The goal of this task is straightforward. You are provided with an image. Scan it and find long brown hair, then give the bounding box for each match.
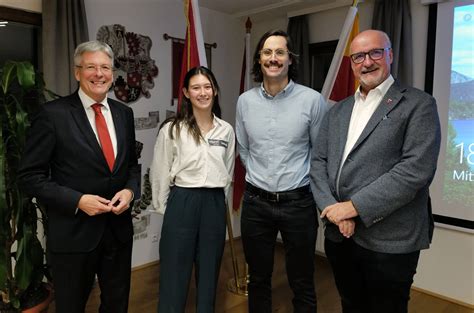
[161,66,221,144]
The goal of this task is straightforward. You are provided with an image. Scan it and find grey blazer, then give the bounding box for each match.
[311,81,441,254]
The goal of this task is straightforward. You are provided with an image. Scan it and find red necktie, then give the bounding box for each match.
[92,103,115,171]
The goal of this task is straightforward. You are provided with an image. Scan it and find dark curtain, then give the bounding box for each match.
[287,15,310,87]
[42,0,89,96]
[372,0,413,86]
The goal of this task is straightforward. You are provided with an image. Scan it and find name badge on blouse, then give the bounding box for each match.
[208,139,228,148]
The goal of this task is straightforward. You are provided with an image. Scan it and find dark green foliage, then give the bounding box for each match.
[0,61,52,310]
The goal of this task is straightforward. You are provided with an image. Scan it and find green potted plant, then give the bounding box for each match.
[0,61,53,312]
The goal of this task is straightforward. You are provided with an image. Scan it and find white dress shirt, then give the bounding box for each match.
[78,88,118,158]
[150,116,235,214]
[341,75,395,166]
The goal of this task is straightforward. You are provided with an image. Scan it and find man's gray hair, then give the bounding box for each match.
[74,40,114,66]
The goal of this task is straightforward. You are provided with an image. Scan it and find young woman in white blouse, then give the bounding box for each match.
[150,66,235,313]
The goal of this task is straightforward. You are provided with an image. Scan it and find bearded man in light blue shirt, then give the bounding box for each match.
[235,29,328,313]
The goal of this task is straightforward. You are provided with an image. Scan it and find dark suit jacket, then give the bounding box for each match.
[311,81,441,254]
[18,92,140,253]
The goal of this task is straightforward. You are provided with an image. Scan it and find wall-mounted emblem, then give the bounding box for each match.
[97,24,159,103]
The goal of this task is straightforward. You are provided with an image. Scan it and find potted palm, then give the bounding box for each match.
[0,61,53,312]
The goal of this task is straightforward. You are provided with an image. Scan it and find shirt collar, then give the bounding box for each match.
[212,114,223,128]
[78,88,110,111]
[260,79,295,99]
[355,75,394,102]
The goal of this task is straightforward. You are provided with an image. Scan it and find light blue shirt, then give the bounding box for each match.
[236,80,328,192]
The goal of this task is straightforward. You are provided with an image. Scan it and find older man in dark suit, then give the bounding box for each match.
[311,30,441,313]
[18,41,140,313]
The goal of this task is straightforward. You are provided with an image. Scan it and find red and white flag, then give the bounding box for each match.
[232,18,252,211]
[321,2,359,104]
[178,0,207,111]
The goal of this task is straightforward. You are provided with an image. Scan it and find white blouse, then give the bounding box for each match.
[150,116,235,214]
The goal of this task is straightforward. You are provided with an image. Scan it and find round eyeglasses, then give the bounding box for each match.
[260,48,289,59]
[350,48,391,64]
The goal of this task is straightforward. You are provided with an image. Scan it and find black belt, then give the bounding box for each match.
[246,183,310,202]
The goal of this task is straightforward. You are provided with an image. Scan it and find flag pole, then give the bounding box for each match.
[244,17,252,91]
[225,203,248,296]
[321,0,359,101]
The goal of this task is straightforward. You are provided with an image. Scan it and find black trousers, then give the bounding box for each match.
[158,186,226,313]
[50,226,132,313]
[325,238,420,313]
[241,184,318,313]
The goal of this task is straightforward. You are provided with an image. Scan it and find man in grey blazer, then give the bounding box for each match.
[311,30,441,313]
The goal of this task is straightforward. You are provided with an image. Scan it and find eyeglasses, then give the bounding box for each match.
[260,48,289,59]
[350,48,391,64]
[76,64,113,73]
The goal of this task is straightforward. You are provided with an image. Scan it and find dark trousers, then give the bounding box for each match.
[158,187,226,313]
[50,226,132,313]
[241,185,318,313]
[324,238,420,313]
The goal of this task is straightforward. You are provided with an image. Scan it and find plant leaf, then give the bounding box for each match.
[16,62,35,89]
[15,228,34,290]
[1,61,16,94]
[15,199,44,290]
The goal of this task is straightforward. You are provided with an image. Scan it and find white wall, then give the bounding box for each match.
[417,227,474,304]
[249,0,473,305]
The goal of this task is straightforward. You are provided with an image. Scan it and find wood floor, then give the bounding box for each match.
[48,239,473,313]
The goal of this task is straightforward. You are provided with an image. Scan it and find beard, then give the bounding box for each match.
[358,68,387,92]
